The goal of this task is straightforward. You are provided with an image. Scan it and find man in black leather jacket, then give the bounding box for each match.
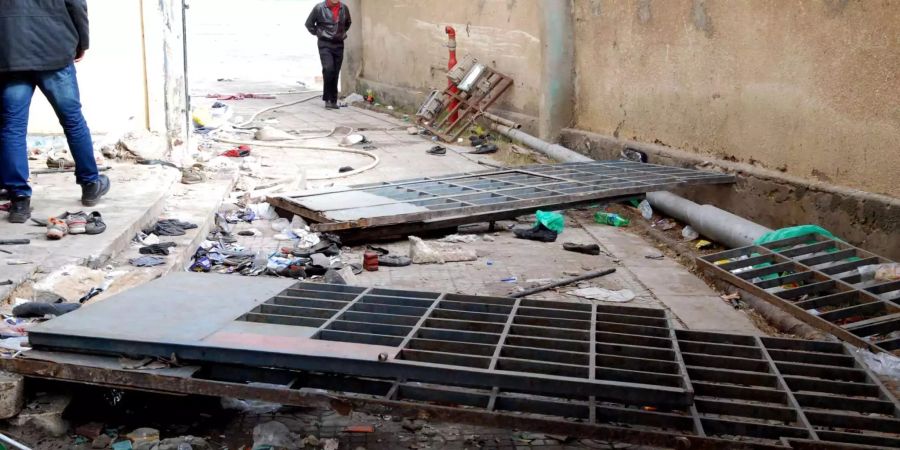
[305,0,352,110]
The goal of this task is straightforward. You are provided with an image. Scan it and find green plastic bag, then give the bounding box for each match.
[753,225,837,246]
[534,210,565,233]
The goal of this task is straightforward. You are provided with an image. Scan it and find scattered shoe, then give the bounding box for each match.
[563,242,601,255]
[470,143,498,155]
[145,219,198,236]
[378,255,412,267]
[221,145,251,157]
[181,166,207,184]
[81,174,111,207]
[46,153,75,169]
[426,145,446,156]
[8,197,31,223]
[513,224,558,243]
[339,166,354,173]
[64,211,88,235]
[46,217,69,240]
[85,212,106,235]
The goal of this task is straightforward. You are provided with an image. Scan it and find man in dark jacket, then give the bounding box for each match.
[0,0,110,223]
[305,0,351,110]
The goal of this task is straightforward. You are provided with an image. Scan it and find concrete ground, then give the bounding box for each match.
[217,99,761,335]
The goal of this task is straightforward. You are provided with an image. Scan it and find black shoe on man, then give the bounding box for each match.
[8,197,31,224]
[81,174,111,207]
[325,101,339,110]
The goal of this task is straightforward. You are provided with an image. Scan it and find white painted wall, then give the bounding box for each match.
[28,0,148,135]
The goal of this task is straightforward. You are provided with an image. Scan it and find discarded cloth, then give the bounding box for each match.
[144,219,198,237]
[139,242,177,255]
[129,256,166,267]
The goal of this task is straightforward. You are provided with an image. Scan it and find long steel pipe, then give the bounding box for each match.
[490,123,592,163]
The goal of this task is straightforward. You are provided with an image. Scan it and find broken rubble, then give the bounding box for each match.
[408,236,477,264]
[0,371,24,419]
[9,393,72,437]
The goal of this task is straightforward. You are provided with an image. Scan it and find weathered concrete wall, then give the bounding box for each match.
[561,128,900,260]
[357,0,545,128]
[573,0,900,197]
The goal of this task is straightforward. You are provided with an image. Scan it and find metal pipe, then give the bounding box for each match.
[646,191,772,248]
[445,26,459,124]
[483,112,520,129]
[490,123,592,163]
[510,268,616,298]
[0,433,32,450]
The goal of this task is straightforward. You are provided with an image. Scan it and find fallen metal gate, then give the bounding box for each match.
[268,160,734,241]
[20,274,900,448]
[699,232,900,355]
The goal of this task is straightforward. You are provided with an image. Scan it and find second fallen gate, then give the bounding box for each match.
[269,160,734,241]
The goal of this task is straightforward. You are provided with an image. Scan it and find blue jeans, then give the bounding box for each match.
[0,64,99,198]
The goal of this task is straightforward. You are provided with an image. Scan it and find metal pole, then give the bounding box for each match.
[0,433,32,450]
[510,268,616,298]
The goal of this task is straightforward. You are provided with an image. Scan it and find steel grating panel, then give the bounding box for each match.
[27,274,693,409]
[699,232,900,355]
[268,161,734,236]
[17,327,900,447]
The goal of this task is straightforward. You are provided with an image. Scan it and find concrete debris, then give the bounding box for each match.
[568,287,636,303]
[32,264,105,303]
[127,428,161,445]
[408,236,477,264]
[252,421,298,450]
[117,130,167,161]
[0,371,24,419]
[322,438,339,450]
[437,234,478,244]
[9,393,72,437]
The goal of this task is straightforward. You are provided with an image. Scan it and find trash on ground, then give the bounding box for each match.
[409,236,477,264]
[638,200,653,220]
[563,242,601,255]
[130,256,166,267]
[681,225,699,240]
[438,234,479,244]
[645,254,665,260]
[856,348,900,379]
[858,263,900,282]
[513,224,558,242]
[568,287,636,303]
[595,211,629,227]
[694,239,712,249]
[378,255,412,267]
[654,218,677,230]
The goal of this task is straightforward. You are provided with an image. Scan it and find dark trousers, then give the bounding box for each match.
[0,63,98,198]
[318,40,344,103]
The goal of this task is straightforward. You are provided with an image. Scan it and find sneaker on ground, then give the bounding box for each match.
[513,224,558,243]
[81,174,111,207]
[47,217,69,240]
[85,211,107,235]
[65,211,88,234]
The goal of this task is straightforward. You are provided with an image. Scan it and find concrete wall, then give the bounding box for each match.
[356,0,545,128]
[28,0,148,135]
[573,0,900,198]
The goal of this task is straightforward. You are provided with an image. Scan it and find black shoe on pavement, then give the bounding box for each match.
[513,224,558,243]
[81,174,110,207]
[426,145,447,156]
[325,101,339,110]
[470,143,498,155]
[8,197,31,224]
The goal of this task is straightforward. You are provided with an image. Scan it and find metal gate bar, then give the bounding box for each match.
[268,161,734,235]
[698,232,900,354]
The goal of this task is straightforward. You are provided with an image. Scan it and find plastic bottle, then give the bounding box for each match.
[594,212,630,227]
